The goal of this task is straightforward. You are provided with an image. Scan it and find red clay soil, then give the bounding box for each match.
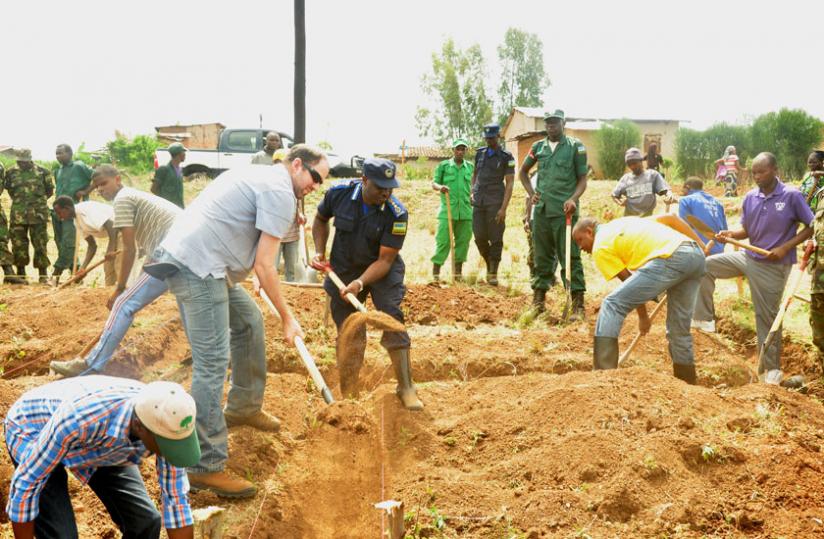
[1,283,823,537]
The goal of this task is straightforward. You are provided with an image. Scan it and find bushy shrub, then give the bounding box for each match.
[107,133,161,173]
[675,124,750,179]
[595,120,641,180]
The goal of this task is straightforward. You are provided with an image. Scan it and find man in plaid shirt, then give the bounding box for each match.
[5,376,200,538]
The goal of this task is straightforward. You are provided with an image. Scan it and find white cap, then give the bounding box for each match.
[134,381,196,440]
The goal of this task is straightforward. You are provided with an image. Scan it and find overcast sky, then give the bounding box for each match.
[2,0,820,160]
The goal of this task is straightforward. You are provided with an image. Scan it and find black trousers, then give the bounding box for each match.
[473,204,505,264]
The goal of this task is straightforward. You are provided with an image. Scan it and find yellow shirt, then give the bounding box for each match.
[592,217,689,280]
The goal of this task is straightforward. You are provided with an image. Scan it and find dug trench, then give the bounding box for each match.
[0,284,823,537]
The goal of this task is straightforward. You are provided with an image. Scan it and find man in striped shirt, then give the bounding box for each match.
[50,165,182,377]
[5,375,199,538]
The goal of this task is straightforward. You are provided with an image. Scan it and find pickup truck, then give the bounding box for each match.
[154,128,363,178]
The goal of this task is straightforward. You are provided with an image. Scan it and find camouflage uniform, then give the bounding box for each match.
[810,187,824,365]
[0,164,13,267]
[5,164,53,270]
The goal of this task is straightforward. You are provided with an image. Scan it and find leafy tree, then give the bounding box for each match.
[595,120,641,180]
[675,123,751,179]
[496,28,550,125]
[750,108,823,180]
[416,38,493,147]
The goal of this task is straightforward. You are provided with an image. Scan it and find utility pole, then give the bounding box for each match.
[294,0,306,143]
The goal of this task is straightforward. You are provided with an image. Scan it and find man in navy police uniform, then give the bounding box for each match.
[311,158,423,411]
[471,123,515,286]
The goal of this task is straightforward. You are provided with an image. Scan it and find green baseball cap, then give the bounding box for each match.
[452,138,469,149]
[168,143,187,156]
[134,381,200,468]
[543,109,565,122]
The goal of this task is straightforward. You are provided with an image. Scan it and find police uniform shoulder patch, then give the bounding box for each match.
[386,195,407,218]
[328,180,353,191]
[391,221,407,236]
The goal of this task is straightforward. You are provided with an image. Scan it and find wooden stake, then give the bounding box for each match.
[619,297,668,365]
[72,227,80,275]
[375,500,405,539]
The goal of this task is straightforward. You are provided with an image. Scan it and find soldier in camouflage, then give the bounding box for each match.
[810,184,824,369]
[5,149,53,283]
[0,162,24,283]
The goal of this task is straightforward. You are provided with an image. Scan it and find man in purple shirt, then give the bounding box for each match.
[693,152,813,384]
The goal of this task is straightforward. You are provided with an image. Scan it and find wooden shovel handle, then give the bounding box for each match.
[326,270,368,313]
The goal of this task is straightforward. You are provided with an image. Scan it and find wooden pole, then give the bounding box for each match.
[72,228,80,275]
[734,245,744,296]
[444,191,456,282]
[618,297,668,365]
[374,501,405,539]
[293,0,306,143]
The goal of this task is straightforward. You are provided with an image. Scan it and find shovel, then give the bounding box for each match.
[259,289,334,404]
[563,213,572,320]
[757,243,814,371]
[685,216,771,257]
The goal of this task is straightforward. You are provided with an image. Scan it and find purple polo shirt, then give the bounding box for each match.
[741,180,813,265]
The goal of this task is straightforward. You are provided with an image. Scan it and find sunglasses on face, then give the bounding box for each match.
[305,163,323,184]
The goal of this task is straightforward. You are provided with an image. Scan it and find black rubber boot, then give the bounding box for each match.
[16,266,27,284]
[487,260,499,286]
[570,291,585,321]
[3,265,24,284]
[38,268,48,284]
[532,288,546,313]
[593,336,619,370]
[673,363,697,385]
[389,349,423,411]
[432,263,441,283]
[454,263,463,282]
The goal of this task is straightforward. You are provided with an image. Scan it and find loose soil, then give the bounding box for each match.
[0,282,823,538]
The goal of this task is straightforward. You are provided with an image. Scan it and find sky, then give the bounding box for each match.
[2,0,821,161]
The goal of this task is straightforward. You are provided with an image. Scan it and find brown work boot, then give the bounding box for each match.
[188,471,257,498]
[389,348,424,411]
[224,410,281,433]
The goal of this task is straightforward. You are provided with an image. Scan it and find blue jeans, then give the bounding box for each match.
[20,462,161,539]
[595,243,706,365]
[84,272,169,372]
[166,263,267,473]
[275,240,303,282]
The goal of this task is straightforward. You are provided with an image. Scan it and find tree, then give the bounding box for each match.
[293,0,306,143]
[416,38,493,147]
[496,28,550,125]
[750,108,823,180]
[675,123,750,179]
[595,120,641,180]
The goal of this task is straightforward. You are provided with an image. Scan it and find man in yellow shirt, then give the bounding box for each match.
[573,215,706,383]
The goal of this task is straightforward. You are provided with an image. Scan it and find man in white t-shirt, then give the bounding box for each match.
[52,196,119,285]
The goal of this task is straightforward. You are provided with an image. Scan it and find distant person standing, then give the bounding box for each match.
[431,138,473,282]
[643,142,665,176]
[800,150,824,210]
[152,142,186,208]
[0,162,20,284]
[471,124,515,286]
[5,149,53,284]
[611,147,675,217]
[53,144,93,282]
[679,178,728,256]
[251,132,283,165]
[715,146,742,197]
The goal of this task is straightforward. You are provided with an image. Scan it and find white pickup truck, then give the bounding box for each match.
[154,128,363,178]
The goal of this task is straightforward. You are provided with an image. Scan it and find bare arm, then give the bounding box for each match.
[166,525,194,539]
[80,237,96,270]
[768,225,813,262]
[103,220,118,254]
[254,232,302,344]
[496,175,515,223]
[108,226,136,309]
[518,162,534,196]
[563,174,588,214]
[312,215,331,259]
[616,268,650,333]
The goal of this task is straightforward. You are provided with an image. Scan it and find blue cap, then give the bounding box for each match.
[362,158,400,189]
[483,124,500,138]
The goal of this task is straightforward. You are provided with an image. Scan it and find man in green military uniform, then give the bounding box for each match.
[53,144,93,282]
[152,143,186,208]
[6,149,53,283]
[518,109,588,318]
[0,162,23,284]
[809,184,824,370]
[430,138,474,282]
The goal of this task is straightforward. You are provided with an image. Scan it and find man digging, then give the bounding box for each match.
[50,165,182,378]
[5,376,199,539]
[311,158,423,411]
[573,214,707,384]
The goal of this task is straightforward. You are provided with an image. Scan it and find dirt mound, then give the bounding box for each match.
[404,284,525,326]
